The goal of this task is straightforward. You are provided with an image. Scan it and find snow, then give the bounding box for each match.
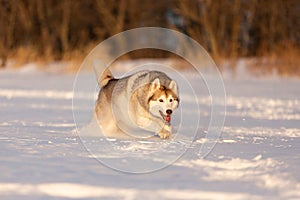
[0,62,300,199]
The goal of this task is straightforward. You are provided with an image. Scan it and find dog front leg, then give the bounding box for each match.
[135,114,172,139]
[158,123,172,139]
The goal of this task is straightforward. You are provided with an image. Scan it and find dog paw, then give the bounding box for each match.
[158,126,171,139]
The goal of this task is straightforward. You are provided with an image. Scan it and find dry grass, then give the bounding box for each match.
[7,43,96,73]
[6,44,300,77]
[9,46,41,68]
[245,46,300,77]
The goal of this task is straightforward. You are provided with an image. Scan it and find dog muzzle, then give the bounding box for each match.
[159,110,171,123]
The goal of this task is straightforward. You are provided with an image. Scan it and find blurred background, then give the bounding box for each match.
[0,0,299,75]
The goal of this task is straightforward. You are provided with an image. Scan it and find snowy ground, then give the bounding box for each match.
[0,63,300,199]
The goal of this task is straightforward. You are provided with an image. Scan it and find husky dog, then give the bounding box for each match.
[95,69,179,139]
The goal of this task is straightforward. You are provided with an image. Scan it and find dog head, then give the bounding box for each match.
[148,78,179,123]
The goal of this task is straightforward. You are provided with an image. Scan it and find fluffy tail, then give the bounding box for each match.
[93,59,114,88]
[99,68,114,88]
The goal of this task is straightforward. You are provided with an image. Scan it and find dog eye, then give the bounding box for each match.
[159,99,164,102]
[169,99,173,102]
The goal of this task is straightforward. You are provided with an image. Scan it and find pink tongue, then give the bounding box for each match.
[166,116,171,123]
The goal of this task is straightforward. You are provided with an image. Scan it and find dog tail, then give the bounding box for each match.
[99,68,114,88]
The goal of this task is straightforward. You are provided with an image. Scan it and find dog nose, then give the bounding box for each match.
[166,109,172,115]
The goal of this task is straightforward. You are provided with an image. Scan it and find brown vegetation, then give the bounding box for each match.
[0,0,299,75]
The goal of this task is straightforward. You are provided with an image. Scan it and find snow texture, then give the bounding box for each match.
[0,63,299,200]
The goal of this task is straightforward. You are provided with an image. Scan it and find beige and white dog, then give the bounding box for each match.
[95,69,179,139]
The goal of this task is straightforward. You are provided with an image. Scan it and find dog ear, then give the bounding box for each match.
[150,78,160,92]
[169,80,178,95]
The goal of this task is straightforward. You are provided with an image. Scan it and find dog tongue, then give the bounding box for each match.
[166,115,171,123]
